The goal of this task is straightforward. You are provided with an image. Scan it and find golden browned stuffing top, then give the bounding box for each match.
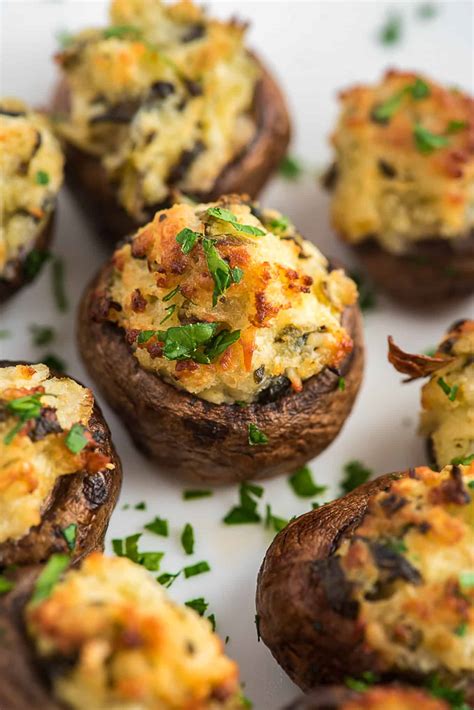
[0,98,63,277]
[342,685,448,710]
[93,196,357,404]
[0,363,114,545]
[329,70,474,253]
[55,0,259,221]
[337,464,474,683]
[27,552,240,710]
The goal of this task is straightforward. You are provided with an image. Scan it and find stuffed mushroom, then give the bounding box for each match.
[0,552,241,709]
[0,99,64,302]
[78,195,364,483]
[285,685,451,710]
[325,70,474,304]
[51,0,290,243]
[0,361,122,567]
[388,319,474,468]
[256,463,474,703]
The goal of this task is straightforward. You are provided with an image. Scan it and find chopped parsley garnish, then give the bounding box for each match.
[248,423,268,445]
[378,13,402,46]
[0,576,14,595]
[183,561,210,579]
[289,466,327,498]
[279,155,303,180]
[52,257,69,312]
[112,533,164,571]
[264,504,288,533]
[223,482,263,525]
[160,304,176,325]
[185,597,208,615]
[208,613,216,632]
[451,454,474,466]
[144,516,169,537]
[0,330,10,339]
[183,489,213,500]
[135,501,146,510]
[138,322,240,364]
[423,346,437,357]
[35,170,50,186]
[176,228,201,254]
[269,215,290,232]
[340,460,373,494]
[24,249,50,279]
[61,523,77,551]
[468,481,474,490]
[345,671,378,692]
[30,553,69,604]
[416,3,437,20]
[157,571,181,588]
[202,237,243,305]
[30,324,55,346]
[425,674,468,709]
[206,207,265,236]
[239,691,253,709]
[56,29,74,48]
[459,571,474,590]
[437,377,459,401]
[338,376,346,391]
[446,119,468,134]
[103,24,142,40]
[371,78,430,123]
[414,123,450,154]
[42,354,66,373]
[181,523,195,555]
[350,271,377,312]
[454,621,467,637]
[65,423,88,454]
[4,393,44,445]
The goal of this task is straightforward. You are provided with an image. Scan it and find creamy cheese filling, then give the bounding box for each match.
[0,99,63,277]
[0,364,96,544]
[99,196,357,404]
[55,0,259,221]
[420,321,474,468]
[27,552,240,710]
[338,464,474,682]
[330,70,474,254]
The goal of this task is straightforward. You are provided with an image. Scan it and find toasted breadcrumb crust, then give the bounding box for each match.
[337,464,474,686]
[330,70,474,253]
[54,0,258,221]
[421,320,474,468]
[94,195,357,404]
[0,364,112,544]
[0,99,63,277]
[27,552,240,710]
[343,686,448,710]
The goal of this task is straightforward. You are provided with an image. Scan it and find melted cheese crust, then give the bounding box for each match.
[420,321,474,468]
[338,464,474,682]
[0,364,98,544]
[55,0,258,221]
[330,70,474,253]
[101,196,357,404]
[0,99,64,277]
[343,686,448,710]
[27,552,239,710]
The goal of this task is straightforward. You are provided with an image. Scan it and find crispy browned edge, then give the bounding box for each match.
[284,685,449,710]
[51,54,291,244]
[0,214,54,304]
[255,471,474,704]
[77,262,364,484]
[0,360,123,567]
[352,234,474,305]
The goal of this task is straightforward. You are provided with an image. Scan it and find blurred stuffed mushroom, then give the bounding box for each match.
[78,195,364,483]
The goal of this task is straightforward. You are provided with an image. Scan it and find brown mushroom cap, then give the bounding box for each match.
[77,263,364,484]
[51,54,291,245]
[0,361,122,567]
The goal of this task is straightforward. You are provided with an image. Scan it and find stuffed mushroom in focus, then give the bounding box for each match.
[52,0,290,242]
[0,361,122,567]
[78,195,364,483]
[1,552,241,710]
[326,70,474,304]
[0,99,63,301]
[285,685,450,710]
[388,319,474,468]
[256,463,474,702]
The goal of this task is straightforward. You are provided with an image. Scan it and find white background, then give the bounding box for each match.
[1,1,473,707]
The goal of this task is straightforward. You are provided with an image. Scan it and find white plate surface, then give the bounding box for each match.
[2,1,474,707]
